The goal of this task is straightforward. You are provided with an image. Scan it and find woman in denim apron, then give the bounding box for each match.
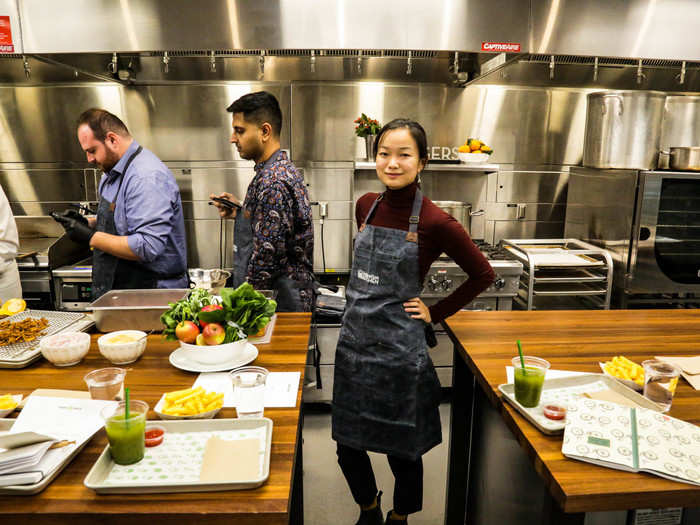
[332,119,495,524]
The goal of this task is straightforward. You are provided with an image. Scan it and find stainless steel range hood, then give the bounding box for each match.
[16,0,527,54]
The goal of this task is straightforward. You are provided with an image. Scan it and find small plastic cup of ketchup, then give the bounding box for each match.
[145,425,165,447]
[543,405,567,421]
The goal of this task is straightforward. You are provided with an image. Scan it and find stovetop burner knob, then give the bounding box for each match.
[427,275,441,291]
[494,277,506,289]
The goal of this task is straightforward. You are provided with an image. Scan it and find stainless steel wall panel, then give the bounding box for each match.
[19,0,528,53]
[313,219,352,273]
[488,203,566,222]
[531,0,700,61]
[291,83,588,165]
[1,168,86,202]
[496,171,569,203]
[310,202,352,221]
[184,218,234,270]
[123,84,290,161]
[493,220,565,243]
[168,166,257,212]
[0,85,121,163]
[304,167,353,202]
[564,168,639,291]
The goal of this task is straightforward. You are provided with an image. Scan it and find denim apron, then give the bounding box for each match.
[233,206,309,312]
[92,146,183,300]
[331,189,442,460]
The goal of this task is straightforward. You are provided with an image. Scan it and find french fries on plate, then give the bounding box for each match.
[157,386,224,418]
[602,355,645,387]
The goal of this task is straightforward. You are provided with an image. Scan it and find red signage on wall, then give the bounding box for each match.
[0,16,14,53]
[481,42,521,53]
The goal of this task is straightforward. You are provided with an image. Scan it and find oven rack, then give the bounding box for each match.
[500,238,613,310]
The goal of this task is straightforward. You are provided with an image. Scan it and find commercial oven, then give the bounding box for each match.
[566,167,700,305]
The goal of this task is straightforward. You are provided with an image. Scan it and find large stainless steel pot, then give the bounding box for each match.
[433,201,484,233]
[660,95,700,151]
[659,147,700,171]
[583,90,666,170]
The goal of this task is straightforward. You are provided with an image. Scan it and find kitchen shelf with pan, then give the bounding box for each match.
[354,161,499,172]
[501,238,614,310]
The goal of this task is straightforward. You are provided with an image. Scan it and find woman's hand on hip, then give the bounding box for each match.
[403,297,431,323]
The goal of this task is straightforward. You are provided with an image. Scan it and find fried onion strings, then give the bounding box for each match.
[0,317,49,346]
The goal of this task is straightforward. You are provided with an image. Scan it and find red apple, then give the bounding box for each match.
[198,304,224,329]
[175,320,199,344]
[202,322,225,345]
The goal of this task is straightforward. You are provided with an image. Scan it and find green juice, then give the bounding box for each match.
[514,366,546,408]
[105,413,146,465]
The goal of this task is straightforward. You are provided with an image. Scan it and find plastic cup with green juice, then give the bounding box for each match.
[101,399,148,465]
[511,356,551,408]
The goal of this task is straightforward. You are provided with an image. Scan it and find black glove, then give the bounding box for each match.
[51,211,96,244]
[62,209,89,225]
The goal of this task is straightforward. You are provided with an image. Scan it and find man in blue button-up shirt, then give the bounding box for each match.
[53,108,188,298]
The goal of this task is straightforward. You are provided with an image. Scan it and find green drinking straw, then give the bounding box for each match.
[516,340,526,375]
[124,387,130,429]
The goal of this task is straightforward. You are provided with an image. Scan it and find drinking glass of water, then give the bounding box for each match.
[229,366,269,418]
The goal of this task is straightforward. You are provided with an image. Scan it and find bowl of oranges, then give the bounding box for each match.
[458,138,493,163]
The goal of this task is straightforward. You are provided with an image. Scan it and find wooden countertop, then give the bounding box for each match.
[444,309,700,514]
[0,312,311,525]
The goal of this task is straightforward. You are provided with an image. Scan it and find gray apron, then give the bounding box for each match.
[233,206,309,312]
[331,189,442,460]
[92,146,183,300]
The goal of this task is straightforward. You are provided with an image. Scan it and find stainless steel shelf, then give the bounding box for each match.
[354,161,499,172]
[503,238,614,310]
[522,268,608,283]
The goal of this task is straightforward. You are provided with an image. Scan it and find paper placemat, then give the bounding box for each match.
[103,427,267,485]
[193,371,301,408]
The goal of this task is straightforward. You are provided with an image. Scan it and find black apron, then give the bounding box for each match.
[331,189,442,460]
[232,207,309,312]
[92,146,181,300]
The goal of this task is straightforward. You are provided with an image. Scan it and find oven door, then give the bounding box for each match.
[630,171,700,293]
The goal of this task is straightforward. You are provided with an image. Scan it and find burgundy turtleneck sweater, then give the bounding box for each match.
[356,182,496,323]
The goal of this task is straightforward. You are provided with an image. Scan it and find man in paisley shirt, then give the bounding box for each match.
[210,91,315,311]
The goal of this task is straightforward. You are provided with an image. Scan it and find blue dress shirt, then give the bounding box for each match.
[98,140,188,289]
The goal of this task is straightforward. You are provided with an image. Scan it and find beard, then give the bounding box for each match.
[95,149,121,173]
[236,142,263,162]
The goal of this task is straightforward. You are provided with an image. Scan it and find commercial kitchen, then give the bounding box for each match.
[1,1,700,524]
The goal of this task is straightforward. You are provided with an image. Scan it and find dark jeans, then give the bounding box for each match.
[336,442,423,515]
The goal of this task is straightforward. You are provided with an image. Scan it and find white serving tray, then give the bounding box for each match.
[84,418,272,493]
[0,418,90,495]
[498,374,661,435]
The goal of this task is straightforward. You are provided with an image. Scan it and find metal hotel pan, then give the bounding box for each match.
[89,289,190,332]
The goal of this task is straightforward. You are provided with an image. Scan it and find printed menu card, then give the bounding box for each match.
[562,397,700,486]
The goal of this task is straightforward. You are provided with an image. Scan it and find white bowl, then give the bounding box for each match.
[97,330,147,364]
[153,393,222,420]
[0,394,22,417]
[458,152,490,163]
[40,331,91,366]
[179,338,248,365]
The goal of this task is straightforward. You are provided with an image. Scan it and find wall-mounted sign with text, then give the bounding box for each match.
[429,146,460,160]
[481,42,521,53]
[0,16,14,53]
